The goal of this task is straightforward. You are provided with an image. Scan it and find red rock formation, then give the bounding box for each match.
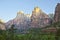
[6,11,31,29]
[0,22,6,30]
[31,7,50,28]
[54,3,60,22]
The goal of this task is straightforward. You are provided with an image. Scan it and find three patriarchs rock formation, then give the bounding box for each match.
[6,7,51,30]
[31,7,50,28]
[0,3,60,30]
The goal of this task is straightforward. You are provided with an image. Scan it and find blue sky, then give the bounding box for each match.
[0,0,60,22]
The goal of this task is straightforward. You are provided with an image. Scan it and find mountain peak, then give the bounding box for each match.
[34,7,41,13]
[17,11,24,15]
[57,3,60,6]
[16,11,24,17]
[54,3,60,22]
[0,19,5,23]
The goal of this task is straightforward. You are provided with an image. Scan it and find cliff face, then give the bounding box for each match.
[54,3,60,22]
[6,11,31,30]
[31,7,51,28]
[5,7,52,31]
[0,19,6,30]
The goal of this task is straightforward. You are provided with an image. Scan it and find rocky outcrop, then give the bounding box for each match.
[0,19,6,30]
[31,7,51,28]
[54,3,60,22]
[6,11,31,31]
[6,7,52,32]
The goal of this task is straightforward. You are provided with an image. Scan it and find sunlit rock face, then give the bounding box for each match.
[0,19,5,23]
[31,7,51,28]
[5,7,52,32]
[34,7,40,13]
[0,19,6,30]
[54,3,60,22]
[6,11,31,31]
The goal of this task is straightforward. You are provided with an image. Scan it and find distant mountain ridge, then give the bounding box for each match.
[5,7,51,30]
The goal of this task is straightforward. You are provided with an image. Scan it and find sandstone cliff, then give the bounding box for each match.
[31,7,51,28]
[0,19,6,30]
[6,11,31,31]
[54,3,60,22]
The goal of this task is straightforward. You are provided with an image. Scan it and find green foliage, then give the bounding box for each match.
[0,28,56,40]
[45,22,60,40]
[1,22,60,40]
[55,28,60,40]
[48,13,54,20]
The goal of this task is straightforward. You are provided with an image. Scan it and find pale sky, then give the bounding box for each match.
[0,0,60,22]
